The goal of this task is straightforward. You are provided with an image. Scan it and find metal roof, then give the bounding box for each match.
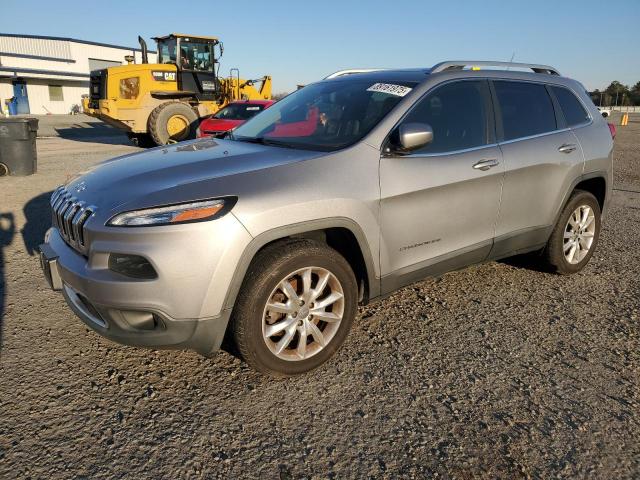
[0,32,157,53]
[153,33,220,42]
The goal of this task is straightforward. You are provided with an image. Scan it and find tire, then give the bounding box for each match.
[542,190,601,274]
[148,102,198,145]
[229,239,358,377]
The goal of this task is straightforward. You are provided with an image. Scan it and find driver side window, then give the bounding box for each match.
[401,80,491,154]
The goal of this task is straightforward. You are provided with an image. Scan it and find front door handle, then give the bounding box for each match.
[558,143,577,154]
[473,158,499,171]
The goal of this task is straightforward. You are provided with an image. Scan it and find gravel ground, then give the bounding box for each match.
[0,115,638,479]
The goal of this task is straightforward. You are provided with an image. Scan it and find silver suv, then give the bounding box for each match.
[40,61,614,376]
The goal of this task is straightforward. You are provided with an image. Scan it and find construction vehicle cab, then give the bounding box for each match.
[83,33,271,146]
[153,34,221,101]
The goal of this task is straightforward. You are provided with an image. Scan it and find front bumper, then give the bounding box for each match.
[39,213,252,356]
[60,281,230,356]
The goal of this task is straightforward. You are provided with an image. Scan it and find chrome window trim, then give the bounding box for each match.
[399,143,499,159]
[497,127,573,146]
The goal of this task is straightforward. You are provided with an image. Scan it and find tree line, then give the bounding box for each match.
[590,81,640,107]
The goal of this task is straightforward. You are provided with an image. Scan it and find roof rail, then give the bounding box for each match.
[431,61,560,76]
[324,68,385,79]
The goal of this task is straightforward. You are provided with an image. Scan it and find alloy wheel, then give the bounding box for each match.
[262,266,345,361]
[563,205,596,264]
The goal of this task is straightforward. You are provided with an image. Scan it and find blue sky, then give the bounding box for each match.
[4,0,639,92]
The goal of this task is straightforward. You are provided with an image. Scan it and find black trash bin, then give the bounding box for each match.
[0,117,39,176]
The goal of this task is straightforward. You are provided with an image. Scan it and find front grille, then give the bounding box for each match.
[50,186,96,254]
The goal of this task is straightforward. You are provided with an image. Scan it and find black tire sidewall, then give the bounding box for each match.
[234,242,358,376]
[549,191,601,274]
[149,102,198,145]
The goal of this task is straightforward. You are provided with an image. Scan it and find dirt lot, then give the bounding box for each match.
[1,114,639,479]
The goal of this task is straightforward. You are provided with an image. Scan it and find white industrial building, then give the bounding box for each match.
[0,33,156,115]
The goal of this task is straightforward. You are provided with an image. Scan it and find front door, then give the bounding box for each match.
[12,80,30,114]
[380,79,504,293]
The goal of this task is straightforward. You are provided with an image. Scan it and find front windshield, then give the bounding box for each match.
[157,39,177,64]
[179,39,214,72]
[231,79,416,151]
[214,103,265,120]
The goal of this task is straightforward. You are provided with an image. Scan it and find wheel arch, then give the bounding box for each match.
[551,171,609,231]
[574,176,607,212]
[223,218,380,312]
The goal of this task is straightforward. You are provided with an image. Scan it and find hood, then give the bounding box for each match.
[199,118,244,132]
[65,137,321,213]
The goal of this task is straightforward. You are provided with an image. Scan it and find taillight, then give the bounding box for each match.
[608,123,616,140]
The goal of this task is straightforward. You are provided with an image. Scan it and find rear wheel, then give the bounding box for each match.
[148,102,198,145]
[229,240,358,376]
[542,190,601,274]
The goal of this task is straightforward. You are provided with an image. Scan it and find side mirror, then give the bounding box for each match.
[392,123,433,153]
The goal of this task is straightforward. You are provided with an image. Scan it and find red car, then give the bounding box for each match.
[197,100,275,138]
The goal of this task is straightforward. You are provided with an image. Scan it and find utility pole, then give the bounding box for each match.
[599,92,603,106]
[615,89,619,107]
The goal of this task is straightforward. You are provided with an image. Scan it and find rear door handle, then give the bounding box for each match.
[558,143,577,154]
[473,158,499,171]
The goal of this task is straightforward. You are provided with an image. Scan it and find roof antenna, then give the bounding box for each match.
[506,52,516,70]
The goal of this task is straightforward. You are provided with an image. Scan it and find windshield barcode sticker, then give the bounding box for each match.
[367,83,412,97]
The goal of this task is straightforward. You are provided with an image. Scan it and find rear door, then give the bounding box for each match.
[380,80,504,292]
[490,80,584,257]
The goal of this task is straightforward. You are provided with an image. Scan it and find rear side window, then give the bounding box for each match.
[494,81,556,141]
[400,80,490,154]
[551,86,590,127]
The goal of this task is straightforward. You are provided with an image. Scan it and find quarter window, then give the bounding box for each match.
[399,80,490,154]
[494,81,556,141]
[551,86,589,127]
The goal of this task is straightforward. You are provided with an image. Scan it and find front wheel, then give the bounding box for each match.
[542,190,601,274]
[229,239,358,376]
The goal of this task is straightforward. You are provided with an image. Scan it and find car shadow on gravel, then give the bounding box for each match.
[498,252,553,273]
[0,211,16,350]
[21,191,53,257]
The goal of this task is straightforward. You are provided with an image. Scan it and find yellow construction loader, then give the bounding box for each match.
[83,33,271,146]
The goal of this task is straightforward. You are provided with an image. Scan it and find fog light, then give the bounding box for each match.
[109,253,157,279]
[120,310,157,330]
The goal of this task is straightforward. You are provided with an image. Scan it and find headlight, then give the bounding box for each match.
[107,198,234,227]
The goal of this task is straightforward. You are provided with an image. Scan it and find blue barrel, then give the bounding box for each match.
[7,98,18,116]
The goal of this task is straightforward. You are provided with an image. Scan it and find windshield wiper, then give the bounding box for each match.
[234,136,265,144]
[233,136,295,149]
